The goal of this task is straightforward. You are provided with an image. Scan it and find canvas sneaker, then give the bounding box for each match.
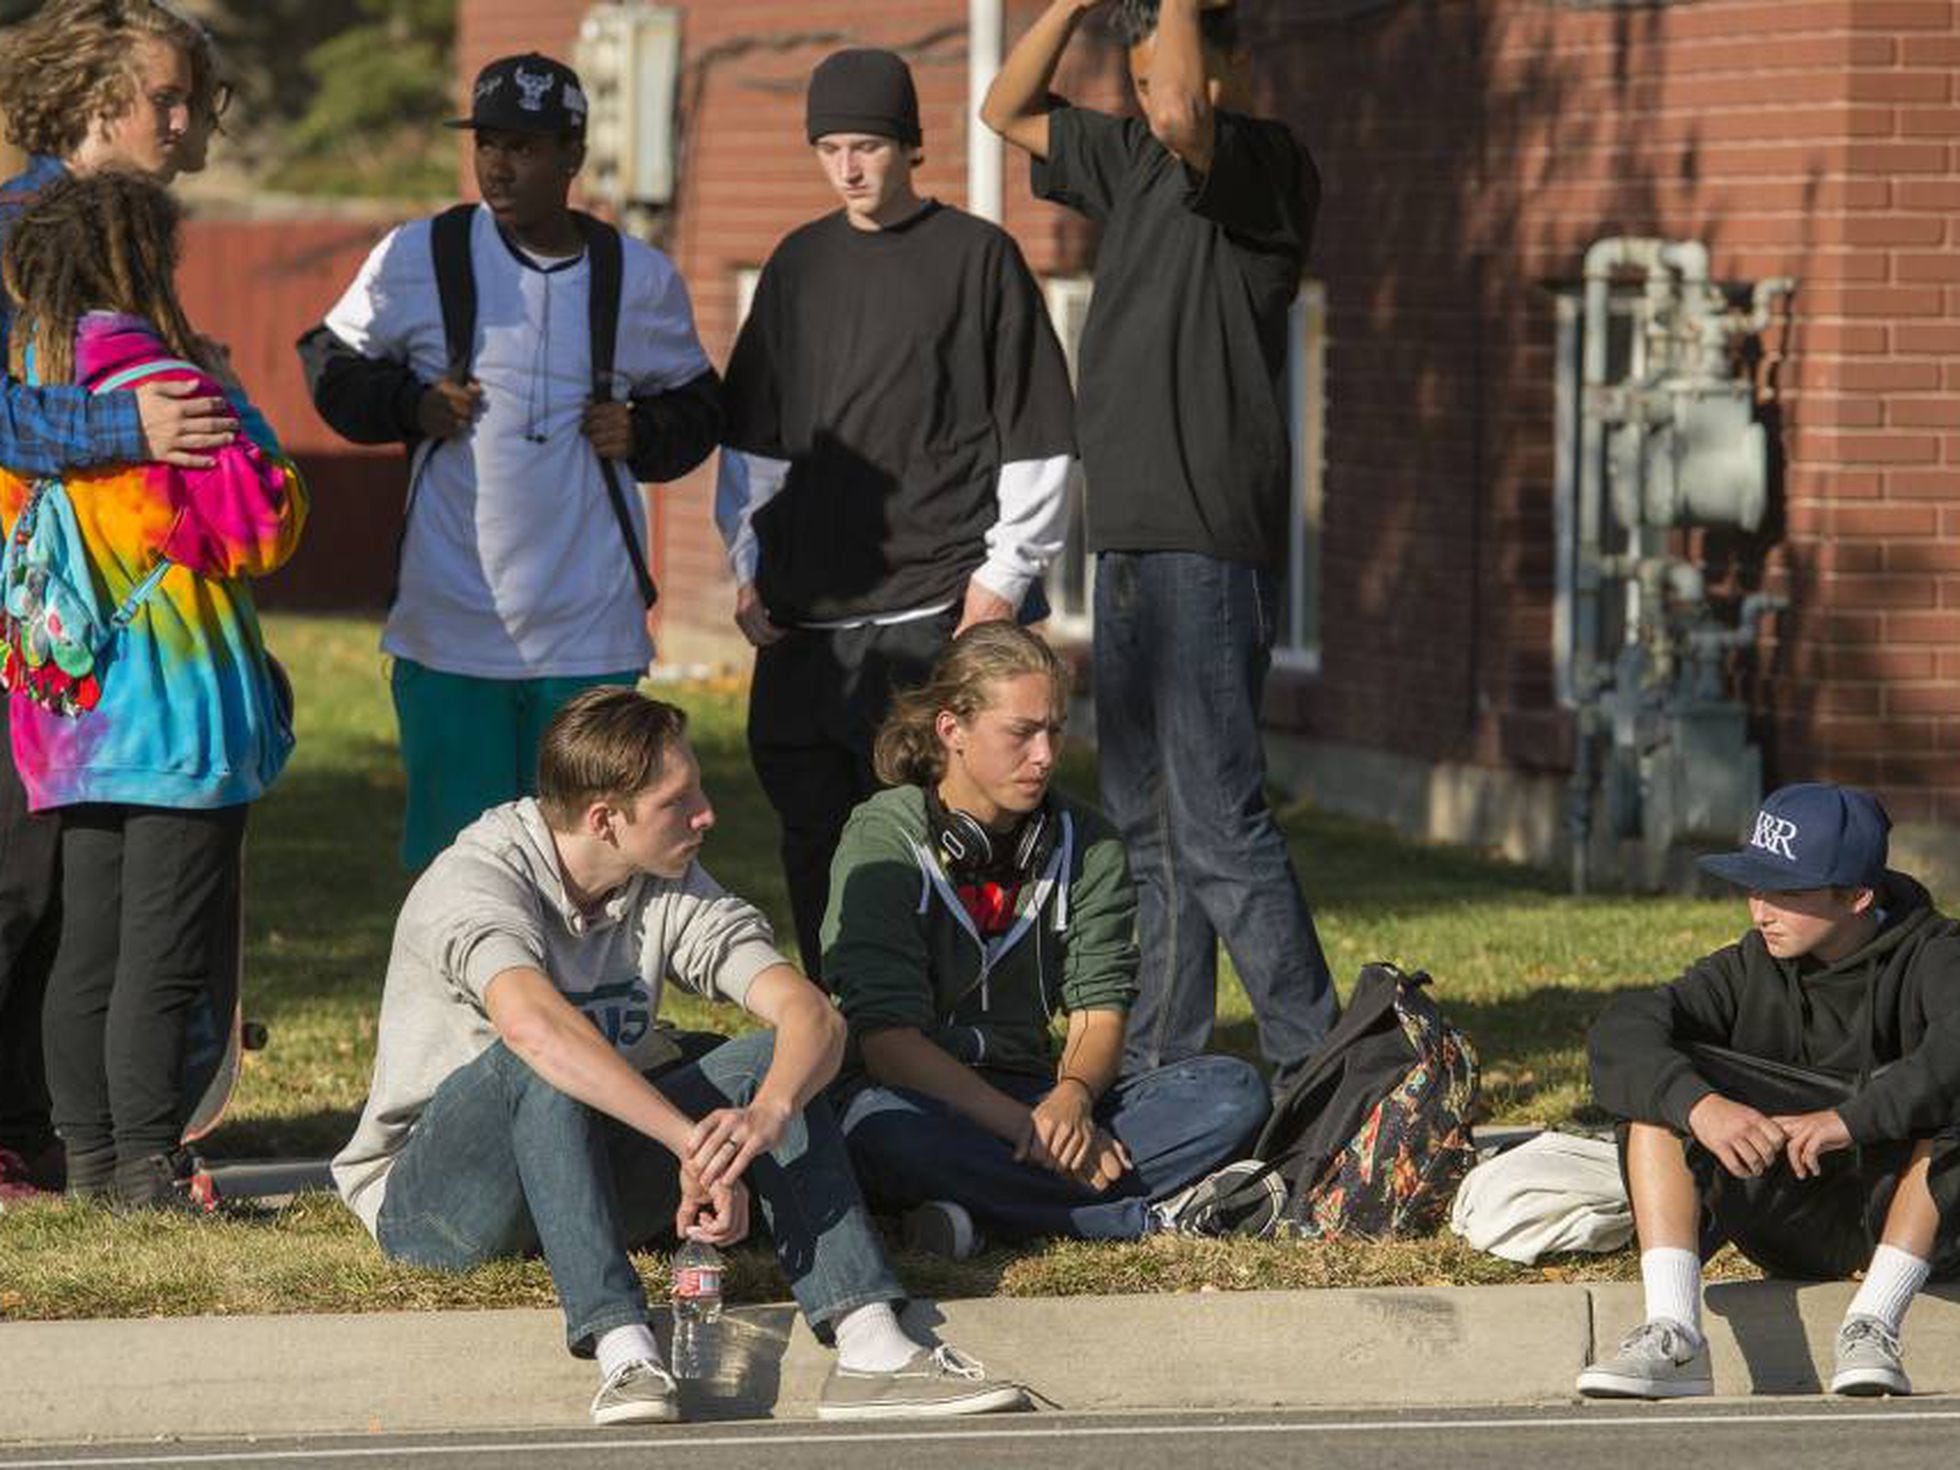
[1831,1314,1911,1397]
[590,1358,679,1426]
[1576,1318,1712,1399]
[1151,1160,1287,1239]
[817,1345,1027,1421]
[901,1200,983,1261]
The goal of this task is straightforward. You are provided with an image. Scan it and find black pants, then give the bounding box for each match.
[41,803,247,1166]
[747,613,953,983]
[0,739,61,1155]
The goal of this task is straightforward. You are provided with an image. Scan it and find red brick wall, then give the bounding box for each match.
[177,217,407,609]
[448,0,1960,822]
[1246,0,1960,821]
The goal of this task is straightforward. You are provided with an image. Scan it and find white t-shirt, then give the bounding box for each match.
[323,206,713,678]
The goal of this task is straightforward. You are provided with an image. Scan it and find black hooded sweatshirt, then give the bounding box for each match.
[1590,872,1960,1146]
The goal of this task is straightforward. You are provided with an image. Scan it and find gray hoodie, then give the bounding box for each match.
[332,798,786,1233]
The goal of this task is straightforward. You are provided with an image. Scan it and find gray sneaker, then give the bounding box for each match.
[1576,1318,1712,1399]
[590,1358,679,1426]
[901,1200,983,1261]
[1831,1314,1911,1397]
[818,1345,1028,1421]
[1152,1160,1287,1239]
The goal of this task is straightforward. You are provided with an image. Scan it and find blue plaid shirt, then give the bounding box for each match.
[0,155,146,478]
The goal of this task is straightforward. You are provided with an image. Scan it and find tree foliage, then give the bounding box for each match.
[208,0,458,198]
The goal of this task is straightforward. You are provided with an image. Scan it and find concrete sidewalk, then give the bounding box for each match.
[6,1281,1959,1444]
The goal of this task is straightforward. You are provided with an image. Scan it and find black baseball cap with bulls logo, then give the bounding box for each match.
[446,53,589,135]
[1697,782,1891,893]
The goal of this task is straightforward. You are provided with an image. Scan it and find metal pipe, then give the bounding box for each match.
[1573,236,1672,893]
[968,0,1005,222]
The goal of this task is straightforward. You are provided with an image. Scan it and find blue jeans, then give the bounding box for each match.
[839,1055,1270,1241]
[375,1032,904,1355]
[1094,551,1339,1086]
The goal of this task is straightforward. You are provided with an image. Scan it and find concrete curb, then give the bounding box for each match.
[7,1282,1959,1444]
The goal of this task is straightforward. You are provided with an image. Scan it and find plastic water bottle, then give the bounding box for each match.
[670,1238,724,1380]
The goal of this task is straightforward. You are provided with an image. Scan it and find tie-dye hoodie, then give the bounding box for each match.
[0,313,308,812]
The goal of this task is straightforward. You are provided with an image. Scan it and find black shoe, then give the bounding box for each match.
[1151,1160,1287,1239]
[111,1148,221,1215]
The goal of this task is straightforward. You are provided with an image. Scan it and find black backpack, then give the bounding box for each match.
[1253,962,1481,1239]
[424,203,657,608]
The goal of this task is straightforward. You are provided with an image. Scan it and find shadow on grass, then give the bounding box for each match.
[207,1108,363,1160]
[1281,798,1565,921]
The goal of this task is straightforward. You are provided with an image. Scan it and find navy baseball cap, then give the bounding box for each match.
[1697,782,1891,893]
[446,54,588,135]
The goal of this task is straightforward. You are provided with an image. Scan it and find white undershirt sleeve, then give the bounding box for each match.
[971,453,1073,609]
[713,449,792,585]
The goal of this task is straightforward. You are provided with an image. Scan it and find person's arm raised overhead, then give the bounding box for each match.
[1143,0,1228,175]
[981,0,1105,159]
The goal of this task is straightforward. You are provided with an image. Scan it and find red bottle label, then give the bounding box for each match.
[673,1266,722,1300]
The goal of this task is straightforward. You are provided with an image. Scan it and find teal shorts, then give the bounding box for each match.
[390,659,642,869]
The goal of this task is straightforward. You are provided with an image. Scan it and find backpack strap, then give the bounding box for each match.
[88,357,210,625]
[91,357,206,394]
[574,211,658,610]
[385,205,479,610]
[430,203,479,382]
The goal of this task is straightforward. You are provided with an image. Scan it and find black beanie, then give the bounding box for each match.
[806,49,922,147]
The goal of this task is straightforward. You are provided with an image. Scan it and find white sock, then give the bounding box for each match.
[1640,1247,1704,1340]
[1849,1244,1931,1336]
[832,1301,919,1374]
[594,1322,662,1380]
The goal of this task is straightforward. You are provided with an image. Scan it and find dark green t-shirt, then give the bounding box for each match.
[1034,106,1317,569]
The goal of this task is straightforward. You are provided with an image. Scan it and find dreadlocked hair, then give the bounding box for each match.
[2,170,204,386]
[0,1,219,161]
[1111,1,1242,49]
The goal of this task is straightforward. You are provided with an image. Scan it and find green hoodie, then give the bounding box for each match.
[821,784,1139,1081]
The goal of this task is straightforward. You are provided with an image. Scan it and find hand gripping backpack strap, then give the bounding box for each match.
[576,211,658,610]
[385,203,483,610]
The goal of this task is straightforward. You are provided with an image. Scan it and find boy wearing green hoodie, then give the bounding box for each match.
[1583,783,1960,1400]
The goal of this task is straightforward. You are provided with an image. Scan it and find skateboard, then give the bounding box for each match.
[178,853,265,1144]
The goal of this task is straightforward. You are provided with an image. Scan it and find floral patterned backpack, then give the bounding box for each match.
[1,357,192,716]
[1254,962,1482,1239]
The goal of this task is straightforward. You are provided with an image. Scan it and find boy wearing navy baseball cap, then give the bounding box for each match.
[1581,783,1960,1400]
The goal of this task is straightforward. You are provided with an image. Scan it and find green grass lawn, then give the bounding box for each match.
[0,614,1768,1322]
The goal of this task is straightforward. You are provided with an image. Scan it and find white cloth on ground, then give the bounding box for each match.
[1448,1131,1633,1264]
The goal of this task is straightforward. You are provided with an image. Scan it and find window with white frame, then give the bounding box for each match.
[1039,276,1326,664]
[1041,276,1097,638]
[1277,282,1327,668]
[733,266,761,331]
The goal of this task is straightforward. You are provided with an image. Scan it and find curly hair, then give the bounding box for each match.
[2,169,204,386]
[1111,0,1242,49]
[873,622,1068,789]
[0,1,220,161]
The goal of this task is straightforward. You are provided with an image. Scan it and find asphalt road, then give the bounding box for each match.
[5,1404,1960,1470]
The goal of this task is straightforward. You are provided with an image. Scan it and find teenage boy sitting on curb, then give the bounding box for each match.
[1582,783,1960,1400]
[332,687,1026,1426]
[827,623,1278,1258]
